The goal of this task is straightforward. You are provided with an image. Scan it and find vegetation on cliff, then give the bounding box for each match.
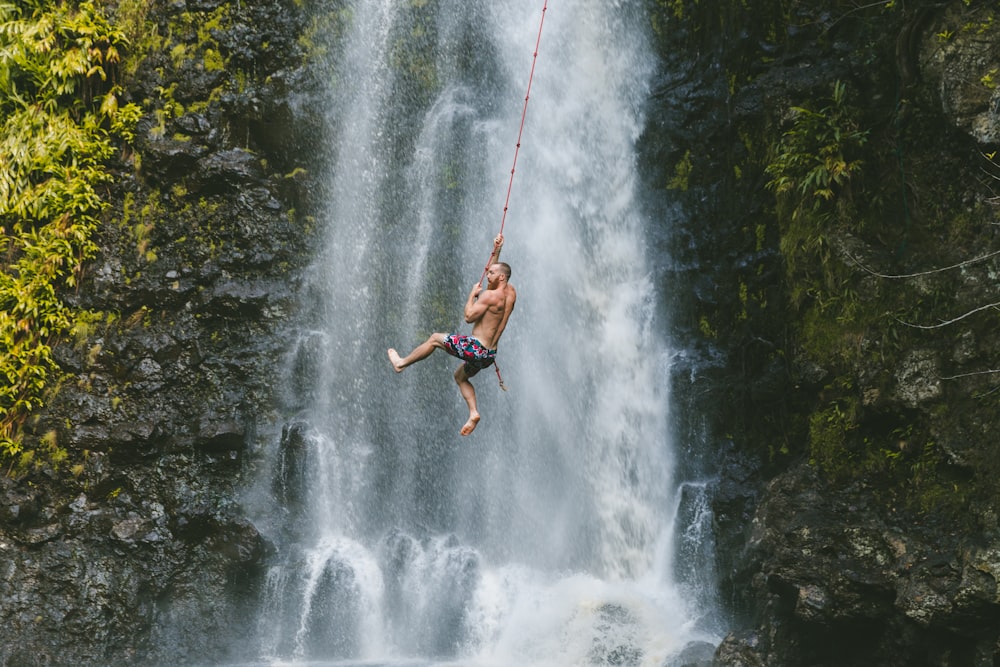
[762,19,1000,522]
[650,0,1000,521]
[0,0,139,469]
[0,0,321,662]
[647,0,1000,661]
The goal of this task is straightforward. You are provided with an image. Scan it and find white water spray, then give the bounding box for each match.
[250,1,719,664]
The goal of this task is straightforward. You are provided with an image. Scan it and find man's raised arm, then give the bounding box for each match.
[488,234,504,265]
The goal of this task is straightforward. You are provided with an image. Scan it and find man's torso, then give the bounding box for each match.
[470,284,515,349]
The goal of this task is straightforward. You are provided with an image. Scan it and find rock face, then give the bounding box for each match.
[920,3,1000,145]
[718,466,1000,666]
[650,1,1000,665]
[0,0,327,664]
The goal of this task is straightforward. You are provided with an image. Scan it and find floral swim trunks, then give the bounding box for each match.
[442,333,496,376]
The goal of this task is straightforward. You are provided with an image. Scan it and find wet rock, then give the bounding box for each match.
[273,419,311,512]
[191,147,266,193]
[716,464,1000,666]
[892,349,942,408]
[713,631,766,667]
[137,130,211,184]
[919,3,1000,144]
[174,111,213,136]
[669,639,716,666]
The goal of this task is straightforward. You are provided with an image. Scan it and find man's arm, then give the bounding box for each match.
[465,234,504,323]
[464,282,497,323]
[488,234,504,265]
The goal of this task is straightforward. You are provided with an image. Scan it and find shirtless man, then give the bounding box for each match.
[388,235,517,436]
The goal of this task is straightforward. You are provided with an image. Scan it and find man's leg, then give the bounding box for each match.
[454,365,481,436]
[388,333,447,372]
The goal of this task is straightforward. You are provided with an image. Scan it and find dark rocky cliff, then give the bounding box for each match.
[646,0,1000,664]
[2,0,999,665]
[0,0,328,664]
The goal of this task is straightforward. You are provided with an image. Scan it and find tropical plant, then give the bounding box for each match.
[0,0,139,467]
[765,80,869,216]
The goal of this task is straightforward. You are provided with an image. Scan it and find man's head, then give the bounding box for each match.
[488,262,511,284]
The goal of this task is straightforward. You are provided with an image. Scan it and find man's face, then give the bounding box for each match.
[486,265,504,286]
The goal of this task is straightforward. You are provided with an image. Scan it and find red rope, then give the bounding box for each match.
[485,0,548,393]
[481,0,548,281]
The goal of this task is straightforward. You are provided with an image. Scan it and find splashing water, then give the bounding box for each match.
[246,1,720,665]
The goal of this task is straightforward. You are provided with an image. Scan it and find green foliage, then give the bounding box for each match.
[808,395,858,476]
[298,6,353,61]
[0,0,138,466]
[981,67,998,90]
[698,314,717,339]
[161,5,231,73]
[765,81,869,218]
[767,82,876,372]
[666,149,693,191]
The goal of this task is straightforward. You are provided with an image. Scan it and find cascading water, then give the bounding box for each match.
[247,1,721,664]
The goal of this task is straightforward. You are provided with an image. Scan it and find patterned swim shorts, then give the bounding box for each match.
[442,333,496,376]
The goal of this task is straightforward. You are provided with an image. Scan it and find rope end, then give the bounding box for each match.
[494,363,507,391]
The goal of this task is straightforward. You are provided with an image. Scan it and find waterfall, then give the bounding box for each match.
[247,1,721,664]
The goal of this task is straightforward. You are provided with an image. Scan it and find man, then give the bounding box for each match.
[388,234,516,436]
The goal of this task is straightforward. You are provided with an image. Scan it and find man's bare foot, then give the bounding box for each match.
[387,348,405,373]
[460,412,481,436]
